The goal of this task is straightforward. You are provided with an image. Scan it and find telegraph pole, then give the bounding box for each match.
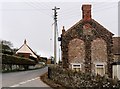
[52,6,60,64]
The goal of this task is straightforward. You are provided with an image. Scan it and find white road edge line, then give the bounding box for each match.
[10,77,40,87]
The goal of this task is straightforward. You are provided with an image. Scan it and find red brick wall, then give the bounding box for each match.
[17,53,30,58]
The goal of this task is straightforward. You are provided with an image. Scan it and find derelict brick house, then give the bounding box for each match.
[61,4,114,77]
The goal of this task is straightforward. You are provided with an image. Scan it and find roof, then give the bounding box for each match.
[113,37,120,55]
[64,19,114,36]
[16,40,37,58]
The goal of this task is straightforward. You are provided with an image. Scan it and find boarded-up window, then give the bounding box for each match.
[112,64,120,80]
[95,64,105,76]
[68,38,85,63]
[71,63,81,72]
[91,38,107,62]
[112,65,117,79]
[91,38,107,75]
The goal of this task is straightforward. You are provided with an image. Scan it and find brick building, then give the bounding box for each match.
[61,4,114,77]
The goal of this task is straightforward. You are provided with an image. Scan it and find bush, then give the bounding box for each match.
[48,66,120,88]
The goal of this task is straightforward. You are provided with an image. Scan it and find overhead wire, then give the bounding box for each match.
[58,1,114,15]
[57,3,117,29]
[60,3,116,16]
[59,5,81,15]
[24,1,53,18]
[23,1,117,32]
[93,2,117,10]
[33,1,52,10]
[59,3,117,20]
[27,1,51,10]
[93,3,117,13]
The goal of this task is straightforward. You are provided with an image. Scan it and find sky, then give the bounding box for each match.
[0,0,119,62]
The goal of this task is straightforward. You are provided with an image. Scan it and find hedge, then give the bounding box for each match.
[2,54,36,65]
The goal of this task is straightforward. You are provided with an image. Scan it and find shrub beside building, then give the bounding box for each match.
[48,66,120,88]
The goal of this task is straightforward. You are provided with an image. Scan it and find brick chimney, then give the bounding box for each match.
[82,4,91,21]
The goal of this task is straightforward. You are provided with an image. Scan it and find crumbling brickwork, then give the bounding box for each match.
[91,38,108,74]
[91,38,107,62]
[68,38,85,63]
[68,38,85,71]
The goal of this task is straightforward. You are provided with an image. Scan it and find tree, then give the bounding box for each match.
[0,40,13,55]
[1,40,13,48]
[12,48,18,54]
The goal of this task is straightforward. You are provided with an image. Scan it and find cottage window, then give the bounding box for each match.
[71,63,81,72]
[95,63,105,76]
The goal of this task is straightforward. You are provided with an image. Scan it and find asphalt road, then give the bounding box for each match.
[2,66,51,88]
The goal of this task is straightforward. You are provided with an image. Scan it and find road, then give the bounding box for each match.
[2,66,51,88]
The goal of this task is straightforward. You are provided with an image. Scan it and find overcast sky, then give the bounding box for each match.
[0,0,119,61]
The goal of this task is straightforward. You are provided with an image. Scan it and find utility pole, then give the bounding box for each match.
[52,6,60,64]
[59,48,61,64]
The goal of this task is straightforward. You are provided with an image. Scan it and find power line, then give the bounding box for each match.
[59,2,116,15]
[24,1,53,18]
[93,4,117,13]
[34,0,53,9]
[59,3,117,20]
[23,1,117,20]
[24,0,52,9]
[59,10,80,17]
[93,3,117,11]
[0,8,51,11]
[59,5,80,15]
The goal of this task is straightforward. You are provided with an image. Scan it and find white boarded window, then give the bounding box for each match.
[71,63,81,72]
[95,63,105,76]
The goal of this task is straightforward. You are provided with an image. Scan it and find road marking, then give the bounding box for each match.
[10,77,40,87]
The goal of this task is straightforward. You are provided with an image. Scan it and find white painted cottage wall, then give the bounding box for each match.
[112,65,120,80]
[117,65,120,80]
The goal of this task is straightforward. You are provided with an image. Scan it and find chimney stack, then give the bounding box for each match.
[82,4,92,21]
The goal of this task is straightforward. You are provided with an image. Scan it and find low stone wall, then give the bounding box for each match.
[48,66,120,88]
